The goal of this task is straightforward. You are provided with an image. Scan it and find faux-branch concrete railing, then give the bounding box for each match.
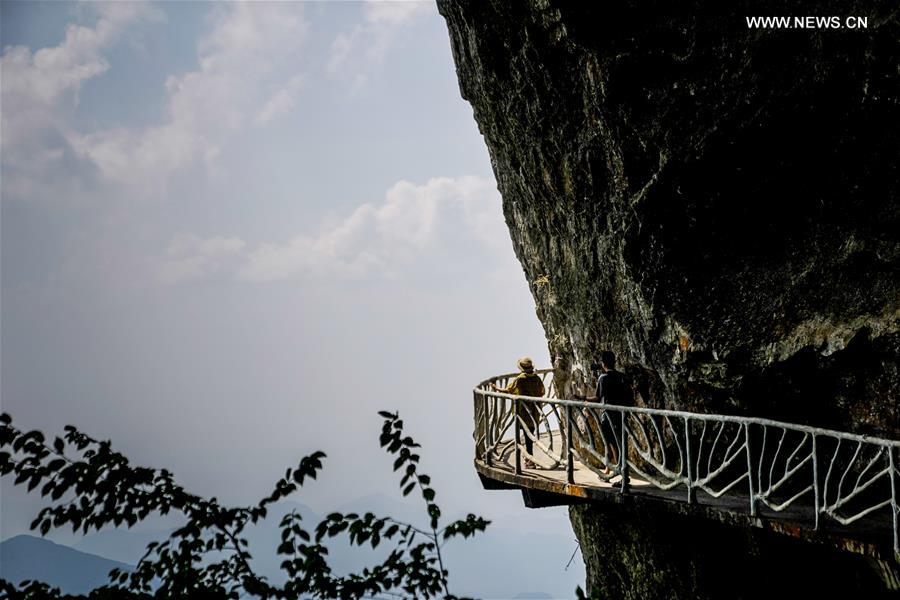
[474,369,900,556]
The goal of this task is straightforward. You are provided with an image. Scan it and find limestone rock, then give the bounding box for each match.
[439,3,899,596]
[438,2,899,435]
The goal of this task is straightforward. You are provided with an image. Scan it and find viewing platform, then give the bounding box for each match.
[473,369,900,569]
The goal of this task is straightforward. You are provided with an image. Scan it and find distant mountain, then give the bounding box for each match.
[74,527,174,566]
[0,535,132,595]
[334,493,421,523]
[1,498,583,599]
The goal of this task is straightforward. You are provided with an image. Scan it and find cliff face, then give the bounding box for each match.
[568,501,894,599]
[439,2,899,596]
[438,2,899,434]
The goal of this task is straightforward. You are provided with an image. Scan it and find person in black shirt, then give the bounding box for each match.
[595,350,631,407]
[577,350,632,475]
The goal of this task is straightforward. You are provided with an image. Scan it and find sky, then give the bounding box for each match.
[1,1,582,597]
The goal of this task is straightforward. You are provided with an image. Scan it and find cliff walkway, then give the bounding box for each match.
[474,369,900,564]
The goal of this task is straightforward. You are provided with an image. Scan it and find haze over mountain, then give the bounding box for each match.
[2,497,579,598]
[1,2,583,597]
[0,535,133,596]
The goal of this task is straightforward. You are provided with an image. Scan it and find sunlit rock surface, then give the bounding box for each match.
[439,2,898,596]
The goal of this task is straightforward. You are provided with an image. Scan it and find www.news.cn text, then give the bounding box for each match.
[746,16,869,29]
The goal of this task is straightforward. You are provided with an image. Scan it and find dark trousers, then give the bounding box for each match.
[518,404,540,457]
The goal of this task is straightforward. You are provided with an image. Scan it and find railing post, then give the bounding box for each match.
[514,397,522,475]
[685,416,695,504]
[483,393,492,467]
[889,445,898,555]
[475,390,482,459]
[566,404,574,485]
[745,422,757,518]
[812,434,819,530]
[619,410,629,494]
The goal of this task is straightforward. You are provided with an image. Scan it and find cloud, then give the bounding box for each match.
[0,3,162,173]
[326,0,429,90]
[156,176,508,284]
[1,3,159,111]
[255,76,304,125]
[157,234,247,285]
[364,1,430,27]
[2,3,309,200]
[66,3,309,187]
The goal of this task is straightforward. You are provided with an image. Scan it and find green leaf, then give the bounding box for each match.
[0,408,491,599]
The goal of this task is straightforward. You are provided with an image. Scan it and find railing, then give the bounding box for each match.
[474,369,900,555]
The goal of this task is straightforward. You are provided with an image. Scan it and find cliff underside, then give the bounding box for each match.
[439,2,899,597]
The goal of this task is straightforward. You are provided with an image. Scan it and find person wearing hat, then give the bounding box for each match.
[491,357,545,468]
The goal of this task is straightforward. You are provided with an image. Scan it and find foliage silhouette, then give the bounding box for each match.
[0,411,489,599]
